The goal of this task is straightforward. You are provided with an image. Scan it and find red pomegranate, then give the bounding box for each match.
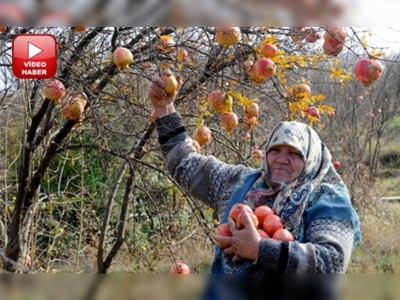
[354,57,384,87]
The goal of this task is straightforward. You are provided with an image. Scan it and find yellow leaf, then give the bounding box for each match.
[196,116,204,127]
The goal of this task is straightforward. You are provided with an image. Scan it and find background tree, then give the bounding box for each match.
[0,27,396,273]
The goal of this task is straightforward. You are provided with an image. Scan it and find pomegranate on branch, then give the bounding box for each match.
[304,106,320,119]
[220,112,238,133]
[216,27,241,48]
[61,92,87,121]
[208,90,233,114]
[113,46,133,71]
[157,35,176,52]
[193,125,211,147]
[260,43,278,59]
[248,58,276,84]
[290,83,311,101]
[244,102,259,119]
[354,57,384,87]
[43,78,66,104]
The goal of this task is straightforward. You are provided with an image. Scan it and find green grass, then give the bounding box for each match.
[349,201,400,274]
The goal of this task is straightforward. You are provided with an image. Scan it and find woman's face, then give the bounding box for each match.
[266,145,305,183]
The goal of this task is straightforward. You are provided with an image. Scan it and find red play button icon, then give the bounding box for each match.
[12,34,57,79]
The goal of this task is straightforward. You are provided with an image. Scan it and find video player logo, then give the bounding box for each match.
[12,34,57,79]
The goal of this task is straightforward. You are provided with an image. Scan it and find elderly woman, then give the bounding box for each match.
[149,71,361,275]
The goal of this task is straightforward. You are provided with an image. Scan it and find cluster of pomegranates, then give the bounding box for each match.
[215,203,294,249]
[43,79,87,121]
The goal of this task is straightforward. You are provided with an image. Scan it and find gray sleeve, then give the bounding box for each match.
[155,112,253,213]
[255,218,354,274]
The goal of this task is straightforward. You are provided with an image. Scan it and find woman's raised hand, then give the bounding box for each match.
[148,69,182,108]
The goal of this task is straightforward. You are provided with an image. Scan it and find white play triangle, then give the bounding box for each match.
[28,42,43,59]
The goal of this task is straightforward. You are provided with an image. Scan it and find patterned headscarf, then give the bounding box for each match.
[244,121,347,240]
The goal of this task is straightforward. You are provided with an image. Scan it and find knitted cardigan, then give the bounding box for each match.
[156,112,360,274]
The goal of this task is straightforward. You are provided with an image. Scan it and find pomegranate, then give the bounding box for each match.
[291,83,311,100]
[113,46,133,71]
[263,214,283,236]
[252,146,263,160]
[170,261,190,274]
[327,111,335,119]
[244,102,259,119]
[258,229,270,239]
[289,27,305,42]
[215,223,232,248]
[229,203,253,222]
[260,43,278,59]
[304,106,320,119]
[333,161,341,169]
[241,117,257,131]
[160,73,179,95]
[236,211,259,229]
[43,79,66,104]
[272,228,294,241]
[324,27,347,44]
[157,35,176,52]
[208,90,233,114]
[215,27,241,48]
[305,28,321,43]
[150,109,157,123]
[248,58,276,84]
[24,254,32,268]
[61,92,87,121]
[243,60,253,73]
[192,139,201,153]
[323,41,344,57]
[175,48,189,60]
[254,205,274,227]
[193,126,212,146]
[220,112,238,133]
[354,57,384,87]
